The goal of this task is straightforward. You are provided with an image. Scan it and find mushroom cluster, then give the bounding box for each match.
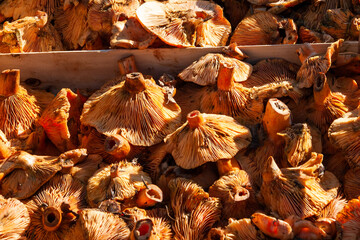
[0,39,360,239]
[0,0,359,52]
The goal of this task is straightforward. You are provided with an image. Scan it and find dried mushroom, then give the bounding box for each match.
[164,110,251,169]
[298,26,334,43]
[0,196,30,239]
[178,53,252,86]
[332,52,360,76]
[86,161,152,207]
[0,11,63,53]
[169,178,221,240]
[0,69,40,139]
[110,17,157,49]
[230,12,298,45]
[38,88,84,152]
[218,218,263,240]
[136,1,231,47]
[81,72,181,147]
[26,174,86,240]
[66,208,131,240]
[261,153,339,219]
[344,169,360,199]
[209,170,260,220]
[0,130,12,160]
[336,196,360,239]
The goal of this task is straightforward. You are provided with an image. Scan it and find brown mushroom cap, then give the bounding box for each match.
[136,1,231,47]
[165,111,252,169]
[81,72,181,146]
[0,197,30,239]
[178,53,253,86]
[26,174,86,240]
[86,161,152,207]
[321,9,359,40]
[0,69,40,138]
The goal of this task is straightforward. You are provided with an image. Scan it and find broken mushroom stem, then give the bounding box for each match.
[124,72,146,93]
[217,61,235,91]
[0,69,20,97]
[313,73,331,106]
[136,184,163,208]
[35,11,48,28]
[41,206,63,232]
[216,158,241,176]
[263,98,291,144]
[187,110,205,129]
[105,134,131,160]
[231,186,250,202]
[132,218,154,240]
[297,43,317,63]
[262,156,282,183]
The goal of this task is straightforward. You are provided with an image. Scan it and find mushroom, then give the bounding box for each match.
[136,1,231,47]
[209,170,261,220]
[178,53,252,86]
[68,154,103,184]
[81,72,181,147]
[251,212,294,240]
[0,69,40,139]
[0,11,64,53]
[261,153,339,219]
[164,110,251,170]
[110,16,157,49]
[0,130,12,160]
[230,12,298,45]
[221,218,264,240]
[38,88,85,152]
[26,174,86,240]
[0,196,30,239]
[344,169,360,200]
[318,196,347,219]
[130,217,172,240]
[336,196,360,240]
[169,178,221,240]
[298,26,334,43]
[284,215,327,240]
[332,52,360,77]
[66,208,131,240]
[86,161,152,207]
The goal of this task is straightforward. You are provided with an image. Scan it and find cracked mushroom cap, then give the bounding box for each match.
[136,0,231,47]
[0,69,40,138]
[26,174,86,240]
[0,196,30,239]
[169,178,221,240]
[230,12,297,45]
[38,88,84,152]
[86,161,152,207]
[66,208,131,240]
[81,72,181,147]
[178,53,252,86]
[261,153,340,219]
[164,111,252,169]
[0,151,62,199]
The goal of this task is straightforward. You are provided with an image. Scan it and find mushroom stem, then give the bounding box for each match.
[187,110,205,129]
[124,72,146,93]
[217,158,241,176]
[136,184,163,208]
[132,219,154,240]
[105,134,131,160]
[0,69,20,97]
[217,61,235,91]
[262,156,282,183]
[232,186,250,202]
[314,73,331,106]
[297,43,317,63]
[0,141,11,160]
[263,98,291,144]
[42,206,63,232]
[118,55,138,75]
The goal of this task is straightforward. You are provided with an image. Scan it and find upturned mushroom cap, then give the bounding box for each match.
[251,212,293,240]
[0,69,40,138]
[38,88,84,152]
[26,174,86,240]
[68,208,131,240]
[318,196,347,219]
[169,178,221,240]
[136,1,231,47]
[86,161,152,207]
[321,9,359,40]
[81,72,181,147]
[110,17,157,49]
[164,111,252,169]
[223,218,262,240]
[178,53,252,86]
[0,197,30,239]
[0,151,62,199]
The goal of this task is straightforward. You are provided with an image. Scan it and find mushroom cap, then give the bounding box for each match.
[223,218,261,240]
[86,161,152,207]
[344,169,360,200]
[336,196,360,239]
[318,196,347,219]
[26,174,86,240]
[165,111,252,169]
[251,212,293,240]
[0,197,30,239]
[136,0,231,47]
[321,9,358,40]
[81,72,181,146]
[178,53,252,86]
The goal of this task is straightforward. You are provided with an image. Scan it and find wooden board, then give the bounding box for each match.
[0,41,358,93]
